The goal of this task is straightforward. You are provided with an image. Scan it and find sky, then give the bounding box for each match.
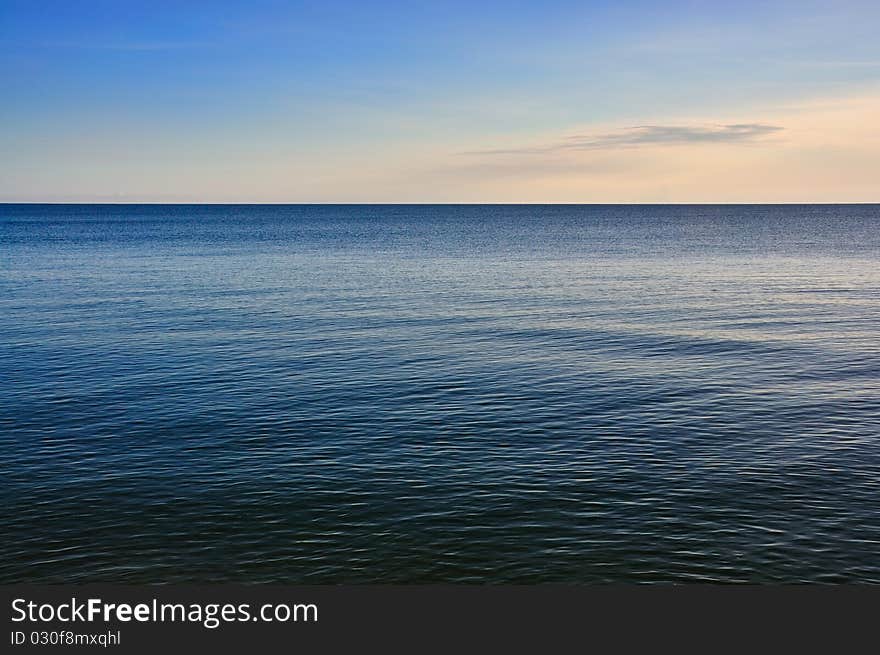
[2,0,879,203]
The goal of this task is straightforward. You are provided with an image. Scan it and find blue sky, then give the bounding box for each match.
[2,1,879,201]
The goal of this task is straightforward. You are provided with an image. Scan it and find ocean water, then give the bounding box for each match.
[1,203,879,583]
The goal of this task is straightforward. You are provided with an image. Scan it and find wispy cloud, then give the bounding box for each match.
[468,123,784,156]
[36,40,207,52]
[793,59,880,69]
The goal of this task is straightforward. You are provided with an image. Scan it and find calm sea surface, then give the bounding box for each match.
[1,204,879,583]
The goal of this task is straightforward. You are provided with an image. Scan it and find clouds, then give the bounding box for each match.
[36,40,208,51]
[468,123,784,156]
[424,92,878,202]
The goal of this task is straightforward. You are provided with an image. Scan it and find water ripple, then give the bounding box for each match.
[1,204,879,582]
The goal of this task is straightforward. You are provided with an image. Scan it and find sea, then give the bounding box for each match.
[1,203,878,583]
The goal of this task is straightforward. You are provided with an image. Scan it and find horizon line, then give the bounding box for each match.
[2,201,879,206]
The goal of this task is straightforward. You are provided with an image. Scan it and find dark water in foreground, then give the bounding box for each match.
[1,204,879,583]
